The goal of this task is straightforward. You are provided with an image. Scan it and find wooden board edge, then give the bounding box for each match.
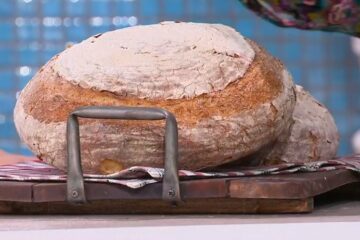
[0,198,313,214]
[32,179,229,203]
[229,170,360,199]
[0,181,34,202]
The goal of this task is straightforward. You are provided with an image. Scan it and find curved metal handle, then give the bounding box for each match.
[66,106,181,205]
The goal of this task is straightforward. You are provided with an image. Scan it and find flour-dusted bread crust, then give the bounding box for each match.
[53,21,256,100]
[14,22,296,173]
[262,85,339,165]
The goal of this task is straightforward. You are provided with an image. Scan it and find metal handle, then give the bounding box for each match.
[66,106,181,205]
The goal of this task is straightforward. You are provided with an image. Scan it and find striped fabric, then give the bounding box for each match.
[0,155,359,189]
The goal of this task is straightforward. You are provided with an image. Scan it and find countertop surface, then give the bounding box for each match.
[1,200,360,231]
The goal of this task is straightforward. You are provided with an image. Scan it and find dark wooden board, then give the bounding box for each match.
[229,169,359,199]
[0,169,359,214]
[0,181,34,202]
[32,178,229,203]
[33,169,360,202]
[0,198,313,214]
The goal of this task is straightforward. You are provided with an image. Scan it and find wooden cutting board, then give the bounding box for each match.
[0,169,359,214]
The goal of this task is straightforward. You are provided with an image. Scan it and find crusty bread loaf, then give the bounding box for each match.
[261,85,339,165]
[14,22,296,173]
[211,85,339,170]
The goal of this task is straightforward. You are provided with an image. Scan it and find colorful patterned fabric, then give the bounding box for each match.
[0,155,360,189]
[240,0,360,37]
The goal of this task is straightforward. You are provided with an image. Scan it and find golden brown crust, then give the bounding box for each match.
[15,39,295,173]
[21,40,283,126]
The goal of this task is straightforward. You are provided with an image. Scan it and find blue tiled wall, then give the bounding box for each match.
[0,0,359,156]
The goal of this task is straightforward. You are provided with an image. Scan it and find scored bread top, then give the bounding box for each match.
[52,21,255,100]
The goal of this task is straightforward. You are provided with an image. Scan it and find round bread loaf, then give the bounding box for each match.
[14,22,296,173]
[261,85,339,165]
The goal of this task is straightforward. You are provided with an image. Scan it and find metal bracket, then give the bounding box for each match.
[66,106,181,205]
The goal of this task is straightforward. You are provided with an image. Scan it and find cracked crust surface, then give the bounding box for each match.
[14,23,296,173]
[262,85,339,165]
[53,21,255,100]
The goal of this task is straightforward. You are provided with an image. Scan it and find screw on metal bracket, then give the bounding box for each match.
[71,190,79,198]
[168,189,180,207]
[168,189,176,198]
